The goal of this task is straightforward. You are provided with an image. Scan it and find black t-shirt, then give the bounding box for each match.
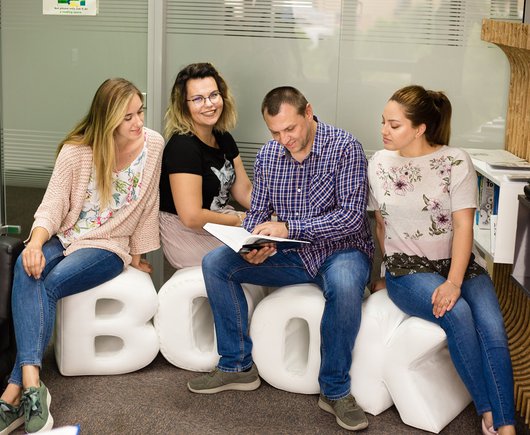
[159,131,240,215]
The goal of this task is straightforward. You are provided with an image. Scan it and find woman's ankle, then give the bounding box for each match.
[1,383,23,406]
[497,425,515,435]
[482,411,494,428]
[22,364,40,389]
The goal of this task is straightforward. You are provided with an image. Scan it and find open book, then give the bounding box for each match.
[203,222,310,253]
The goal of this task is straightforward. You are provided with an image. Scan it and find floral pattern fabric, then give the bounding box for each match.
[368,146,485,278]
[58,141,148,247]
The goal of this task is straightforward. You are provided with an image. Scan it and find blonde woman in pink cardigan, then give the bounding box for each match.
[0,78,164,434]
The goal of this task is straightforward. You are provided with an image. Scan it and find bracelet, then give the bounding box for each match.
[446,279,461,289]
[236,213,244,227]
[380,263,386,278]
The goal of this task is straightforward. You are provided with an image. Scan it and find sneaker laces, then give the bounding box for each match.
[0,400,17,423]
[0,402,9,423]
[22,390,42,420]
[336,395,357,414]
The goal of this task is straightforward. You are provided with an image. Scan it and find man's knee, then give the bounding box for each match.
[202,246,229,270]
[323,266,369,301]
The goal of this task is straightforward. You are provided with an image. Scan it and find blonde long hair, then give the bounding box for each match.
[58,78,143,206]
[164,62,237,139]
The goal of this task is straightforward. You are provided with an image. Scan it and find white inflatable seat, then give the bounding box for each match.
[54,267,160,376]
[350,289,409,415]
[154,266,270,372]
[249,285,471,433]
[383,316,471,433]
[250,284,324,394]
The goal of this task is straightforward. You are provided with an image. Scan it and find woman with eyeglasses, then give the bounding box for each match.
[159,62,252,269]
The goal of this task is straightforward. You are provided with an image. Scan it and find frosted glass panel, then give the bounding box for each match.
[337,1,513,153]
[1,0,148,187]
[165,0,342,175]
[165,0,516,172]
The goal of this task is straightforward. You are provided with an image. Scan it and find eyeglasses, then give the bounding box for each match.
[187,91,222,107]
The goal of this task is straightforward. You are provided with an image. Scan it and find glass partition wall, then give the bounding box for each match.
[0,0,154,274]
[1,0,522,284]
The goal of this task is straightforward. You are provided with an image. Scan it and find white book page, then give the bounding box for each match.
[203,223,253,252]
[203,222,310,252]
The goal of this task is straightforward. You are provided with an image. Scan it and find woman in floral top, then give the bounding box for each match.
[368,85,515,435]
[0,78,164,434]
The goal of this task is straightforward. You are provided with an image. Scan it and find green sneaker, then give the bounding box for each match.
[22,382,53,433]
[188,365,261,394]
[0,399,24,435]
[318,394,368,431]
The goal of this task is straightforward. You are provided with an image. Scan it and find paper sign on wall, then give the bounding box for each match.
[43,0,98,16]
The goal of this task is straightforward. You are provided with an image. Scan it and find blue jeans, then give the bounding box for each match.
[385,272,515,429]
[201,246,371,400]
[9,236,123,386]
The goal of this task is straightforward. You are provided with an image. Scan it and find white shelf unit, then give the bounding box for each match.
[471,157,530,264]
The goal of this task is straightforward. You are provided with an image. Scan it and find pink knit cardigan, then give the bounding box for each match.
[29,127,165,266]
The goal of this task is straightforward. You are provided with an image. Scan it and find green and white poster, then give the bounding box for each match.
[43,0,98,16]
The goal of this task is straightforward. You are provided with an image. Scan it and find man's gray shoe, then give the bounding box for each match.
[188,365,261,394]
[318,394,368,431]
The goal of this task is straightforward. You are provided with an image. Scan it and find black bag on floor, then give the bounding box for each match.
[0,235,24,389]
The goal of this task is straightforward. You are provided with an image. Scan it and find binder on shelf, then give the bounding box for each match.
[490,215,498,255]
[478,177,495,229]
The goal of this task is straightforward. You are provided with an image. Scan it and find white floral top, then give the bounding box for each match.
[368,146,485,277]
[57,141,148,248]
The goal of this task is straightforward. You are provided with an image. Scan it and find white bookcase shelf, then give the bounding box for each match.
[469,150,530,264]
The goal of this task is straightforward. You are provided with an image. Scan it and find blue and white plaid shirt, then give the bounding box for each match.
[244,116,374,276]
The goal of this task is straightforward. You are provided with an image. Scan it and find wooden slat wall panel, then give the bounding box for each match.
[493,263,530,425]
[481,20,530,161]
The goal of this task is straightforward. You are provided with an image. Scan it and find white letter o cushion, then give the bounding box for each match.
[250,284,324,394]
[155,266,270,372]
[54,267,160,376]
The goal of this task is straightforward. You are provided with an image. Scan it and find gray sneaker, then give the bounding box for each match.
[0,399,24,435]
[188,365,261,394]
[318,394,368,431]
[22,381,53,433]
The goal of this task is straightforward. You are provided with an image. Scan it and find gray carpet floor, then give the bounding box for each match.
[3,348,492,434]
[5,346,530,434]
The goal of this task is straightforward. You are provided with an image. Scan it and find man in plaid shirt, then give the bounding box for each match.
[188,86,374,432]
